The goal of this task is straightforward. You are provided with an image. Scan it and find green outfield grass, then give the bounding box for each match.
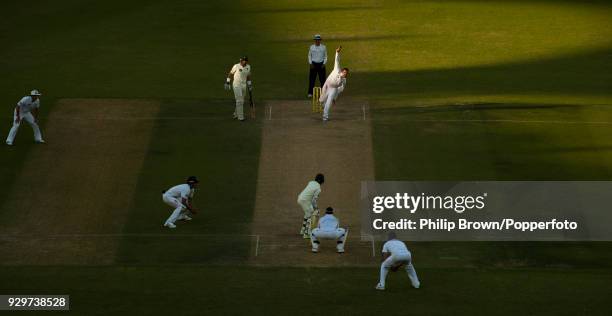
[1,266,611,315]
[1,0,611,314]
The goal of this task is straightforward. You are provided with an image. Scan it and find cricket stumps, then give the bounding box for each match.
[312,87,323,113]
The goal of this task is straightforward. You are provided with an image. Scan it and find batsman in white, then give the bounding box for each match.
[319,46,349,121]
[162,176,199,229]
[310,207,348,253]
[297,173,325,238]
[5,89,45,146]
[225,56,252,121]
[376,232,420,291]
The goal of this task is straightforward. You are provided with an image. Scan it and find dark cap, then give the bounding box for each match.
[315,173,325,184]
[186,176,199,184]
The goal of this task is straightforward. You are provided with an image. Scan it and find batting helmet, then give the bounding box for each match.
[240,56,248,62]
[30,89,41,96]
[326,207,334,214]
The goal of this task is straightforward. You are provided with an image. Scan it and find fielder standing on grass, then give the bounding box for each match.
[376,232,420,291]
[162,176,199,229]
[310,207,347,253]
[307,34,327,98]
[297,173,325,238]
[319,46,349,121]
[5,89,45,146]
[225,56,252,121]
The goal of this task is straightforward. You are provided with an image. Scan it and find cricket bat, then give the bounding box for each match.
[248,89,256,119]
[309,209,320,232]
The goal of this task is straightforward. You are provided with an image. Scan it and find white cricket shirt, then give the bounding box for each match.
[16,96,40,114]
[318,214,339,231]
[308,44,328,64]
[298,181,321,203]
[230,63,251,86]
[164,184,193,199]
[382,239,411,256]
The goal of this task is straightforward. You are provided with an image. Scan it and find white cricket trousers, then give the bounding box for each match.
[163,194,185,225]
[298,199,315,235]
[379,253,420,288]
[233,84,247,120]
[6,109,43,143]
[311,227,347,251]
[321,87,339,120]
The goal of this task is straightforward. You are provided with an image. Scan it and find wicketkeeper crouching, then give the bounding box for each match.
[310,207,348,253]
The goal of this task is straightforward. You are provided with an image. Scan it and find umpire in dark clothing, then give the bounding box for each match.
[307,34,328,97]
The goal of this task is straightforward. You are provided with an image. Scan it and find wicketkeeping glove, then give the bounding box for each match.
[224,78,231,90]
[247,80,253,91]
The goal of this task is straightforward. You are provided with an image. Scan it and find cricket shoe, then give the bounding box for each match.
[179,215,192,221]
[336,248,345,254]
[164,222,176,229]
[6,141,13,146]
[35,139,45,144]
[375,283,385,291]
[308,94,313,98]
[311,247,319,253]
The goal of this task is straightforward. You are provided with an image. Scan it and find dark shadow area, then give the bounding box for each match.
[387,103,585,114]
[352,46,612,98]
[533,145,612,154]
[267,34,429,44]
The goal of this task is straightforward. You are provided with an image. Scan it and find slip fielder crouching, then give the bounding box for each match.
[162,176,200,229]
[376,232,421,291]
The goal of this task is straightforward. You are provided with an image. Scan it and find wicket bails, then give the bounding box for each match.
[312,87,323,113]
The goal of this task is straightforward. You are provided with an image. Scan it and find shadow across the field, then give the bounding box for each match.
[245,5,380,14]
[267,34,428,44]
[353,46,612,98]
[397,103,582,113]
